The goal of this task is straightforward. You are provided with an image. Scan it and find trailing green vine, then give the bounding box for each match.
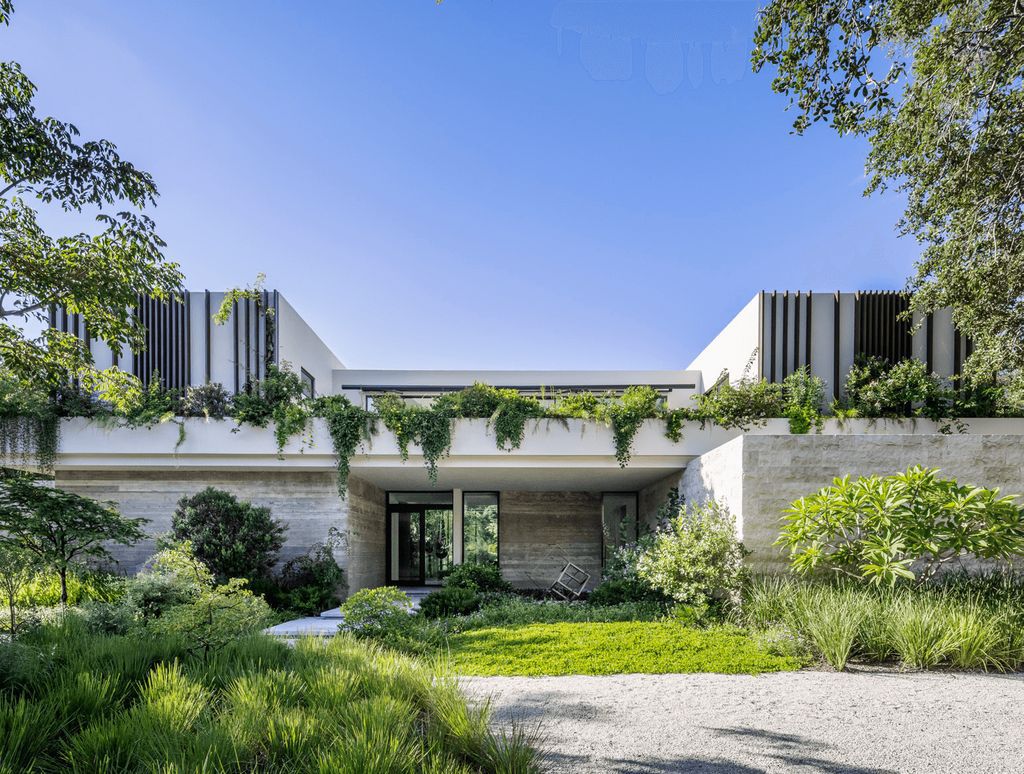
[374,393,453,482]
[315,395,376,496]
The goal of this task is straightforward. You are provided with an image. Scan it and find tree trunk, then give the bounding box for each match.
[59,567,68,607]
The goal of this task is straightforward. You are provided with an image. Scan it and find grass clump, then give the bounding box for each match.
[447,621,803,676]
[740,572,1024,672]
[0,621,542,772]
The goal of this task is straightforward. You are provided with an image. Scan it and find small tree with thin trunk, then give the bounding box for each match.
[0,542,34,633]
[0,471,147,605]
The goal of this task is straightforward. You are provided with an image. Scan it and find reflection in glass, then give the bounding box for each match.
[463,493,499,565]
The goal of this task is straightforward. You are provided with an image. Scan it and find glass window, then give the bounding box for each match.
[388,491,454,506]
[300,368,315,399]
[463,492,499,565]
[602,493,638,565]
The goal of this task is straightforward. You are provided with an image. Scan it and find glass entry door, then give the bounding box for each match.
[388,505,453,585]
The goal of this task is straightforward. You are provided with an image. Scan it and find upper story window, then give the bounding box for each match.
[300,368,315,399]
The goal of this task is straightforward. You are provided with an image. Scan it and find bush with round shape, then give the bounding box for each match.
[635,500,748,613]
[443,562,513,594]
[778,466,1024,586]
[339,586,413,640]
[171,487,286,583]
[419,587,482,619]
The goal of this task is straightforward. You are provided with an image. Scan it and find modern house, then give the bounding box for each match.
[49,290,1024,594]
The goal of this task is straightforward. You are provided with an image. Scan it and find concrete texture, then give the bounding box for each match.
[345,475,386,592]
[499,491,603,590]
[681,432,1024,570]
[467,671,1024,774]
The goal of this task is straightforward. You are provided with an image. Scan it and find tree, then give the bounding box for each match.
[777,466,1024,585]
[172,487,286,583]
[0,0,183,397]
[0,471,147,604]
[753,0,1024,381]
[0,541,35,633]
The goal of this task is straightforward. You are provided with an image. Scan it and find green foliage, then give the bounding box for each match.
[0,4,182,395]
[740,574,1024,671]
[841,356,953,421]
[605,385,662,466]
[373,393,453,482]
[689,373,784,430]
[0,374,59,471]
[419,587,482,619]
[587,578,669,606]
[0,621,541,773]
[172,487,286,584]
[314,394,376,496]
[254,538,346,616]
[448,621,802,676]
[635,500,749,613]
[339,586,414,640]
[443,561,513,594]
[232,364,311,453]
[131,541,273,655]
[752,0,1024,381]
[452,596,665,632]
[179,382,231,420]
[782,367,826,434]
[0,471,147,604]
[778,466,1024,585]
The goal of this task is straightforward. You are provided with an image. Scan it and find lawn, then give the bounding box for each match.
[447,621,803,676]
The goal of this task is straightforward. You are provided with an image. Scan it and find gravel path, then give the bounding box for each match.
[463,671,1024,773]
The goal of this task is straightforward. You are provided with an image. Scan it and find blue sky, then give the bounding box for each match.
[7,1,916,369]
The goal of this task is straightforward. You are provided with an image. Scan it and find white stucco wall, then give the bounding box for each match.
[686,294,761,388]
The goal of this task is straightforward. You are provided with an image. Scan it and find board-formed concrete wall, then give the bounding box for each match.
[54,470,383,595]
[498,491,603,590]
[681,432,1024,570]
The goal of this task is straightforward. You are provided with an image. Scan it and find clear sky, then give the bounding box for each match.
[6,1,916,370]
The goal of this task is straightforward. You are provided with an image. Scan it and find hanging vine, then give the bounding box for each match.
[314,395,377,496]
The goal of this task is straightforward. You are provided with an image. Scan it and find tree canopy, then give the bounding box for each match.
[0,0,182,396]
[0,470,147,604]
[753,0,1024,380]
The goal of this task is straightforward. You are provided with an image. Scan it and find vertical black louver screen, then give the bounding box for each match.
[132,294,191,390]
[853,291,912,364]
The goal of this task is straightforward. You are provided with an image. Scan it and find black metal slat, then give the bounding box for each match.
[781,291,789,380]
[204,290,211,383]
[233,300,239,394]
[805,290,813,369]
[185,293,192,388]
[794,291,801,371]
[769,291,777,383]
[244,299,252,386]
[834,292,841,397]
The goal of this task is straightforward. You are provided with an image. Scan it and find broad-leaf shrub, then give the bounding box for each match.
[172,487,286,584]
[635,500,748,613]
[179,382,231,420]
[782,367,826,434]
[443,561,513,594]
[339,586,413,639]
[840,356,952,420]
[778,466,1024,585]
[419,587,482,619]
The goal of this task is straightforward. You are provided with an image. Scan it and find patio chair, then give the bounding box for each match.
[550,562,590,600]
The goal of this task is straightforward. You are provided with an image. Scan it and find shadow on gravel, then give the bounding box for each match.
[709,726,897,774]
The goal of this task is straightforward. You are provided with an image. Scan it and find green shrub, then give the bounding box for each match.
[340,587,413,639]
[782,367,825,434]
[635,500,748,613]
[587,578,669,606]
[179,382,231,420]
[0,625,541,772]
[790,586,868,671]
[419,587,481,619]
[840,356,952,421]
[453,596,664,631]
[887,595,959,669]
[254,540,345,616]
[134,542,273,655]
[172,487,286,584]
[690,374,784,430]
[443,562,513,594]
[779,466,1024,586]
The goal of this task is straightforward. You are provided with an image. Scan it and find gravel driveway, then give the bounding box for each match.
[463,671,1024,773]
